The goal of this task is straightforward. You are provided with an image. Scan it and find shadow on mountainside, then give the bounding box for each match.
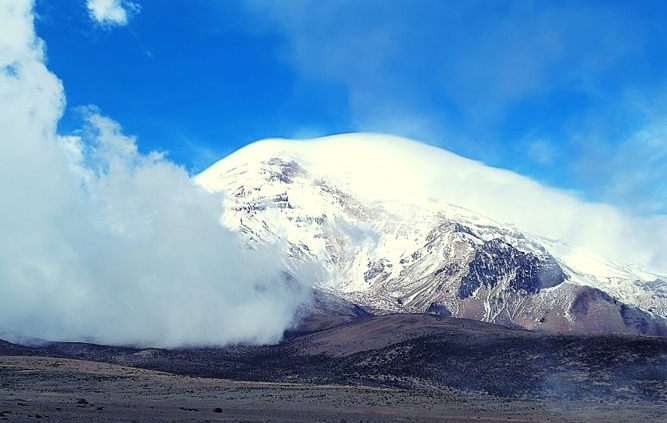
[1,313,666,402]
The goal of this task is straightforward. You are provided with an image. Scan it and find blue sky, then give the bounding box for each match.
[34,0,667,214]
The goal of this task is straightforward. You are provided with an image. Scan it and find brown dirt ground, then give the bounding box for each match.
[1,356,664,423]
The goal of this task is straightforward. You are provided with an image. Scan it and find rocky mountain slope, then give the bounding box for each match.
[2,314,667,402]
[196,134,667,335]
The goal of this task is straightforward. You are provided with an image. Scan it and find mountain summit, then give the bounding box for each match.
[197,134,667,335]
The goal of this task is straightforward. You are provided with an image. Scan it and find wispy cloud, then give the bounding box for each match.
[241,0,666,213]
[526,139,558,165]
[0,1,311,347]
[562,86,667,214]
[243,1,639,132]
[601,119,667,213]
[86,0,140,27]
[228,133,667,274]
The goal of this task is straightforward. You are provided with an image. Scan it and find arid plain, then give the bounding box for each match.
[2,314,666,423]
[1,356,663,423]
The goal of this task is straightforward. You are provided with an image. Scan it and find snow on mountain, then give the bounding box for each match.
[196,134,667,335]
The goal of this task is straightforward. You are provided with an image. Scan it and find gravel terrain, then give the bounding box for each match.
[1,314,666,422]
[1,356,664,423]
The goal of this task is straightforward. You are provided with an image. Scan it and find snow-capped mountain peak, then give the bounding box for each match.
[197,134,667,335]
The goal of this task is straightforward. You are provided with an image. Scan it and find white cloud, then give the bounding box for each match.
[86,0,140,26]
[0,1,311,347]
[214,134,667,275]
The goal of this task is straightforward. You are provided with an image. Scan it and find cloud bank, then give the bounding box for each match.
[86,0,139,26]
[211,134,667,276]
[0,0,310,347]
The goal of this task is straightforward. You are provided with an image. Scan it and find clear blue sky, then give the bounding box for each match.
[35,0,667,214]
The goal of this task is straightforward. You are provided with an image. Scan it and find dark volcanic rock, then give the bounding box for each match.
[426,303,452,317]
[459,238,568,298]
[568,286,667,335]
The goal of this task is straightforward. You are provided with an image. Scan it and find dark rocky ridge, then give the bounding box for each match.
[458,238,568,298]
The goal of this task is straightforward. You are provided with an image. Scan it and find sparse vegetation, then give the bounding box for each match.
[1,314,666,422]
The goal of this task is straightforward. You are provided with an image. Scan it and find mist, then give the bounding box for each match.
[0,1,310,348]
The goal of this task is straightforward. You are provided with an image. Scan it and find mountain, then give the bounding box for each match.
[196,134,667,335]
[3,313,667,402]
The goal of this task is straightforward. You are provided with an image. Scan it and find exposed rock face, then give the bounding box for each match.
[196,137,667,336]
[459,238,568,299]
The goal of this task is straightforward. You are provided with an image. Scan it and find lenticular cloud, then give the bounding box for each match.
[0,1,309,347]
